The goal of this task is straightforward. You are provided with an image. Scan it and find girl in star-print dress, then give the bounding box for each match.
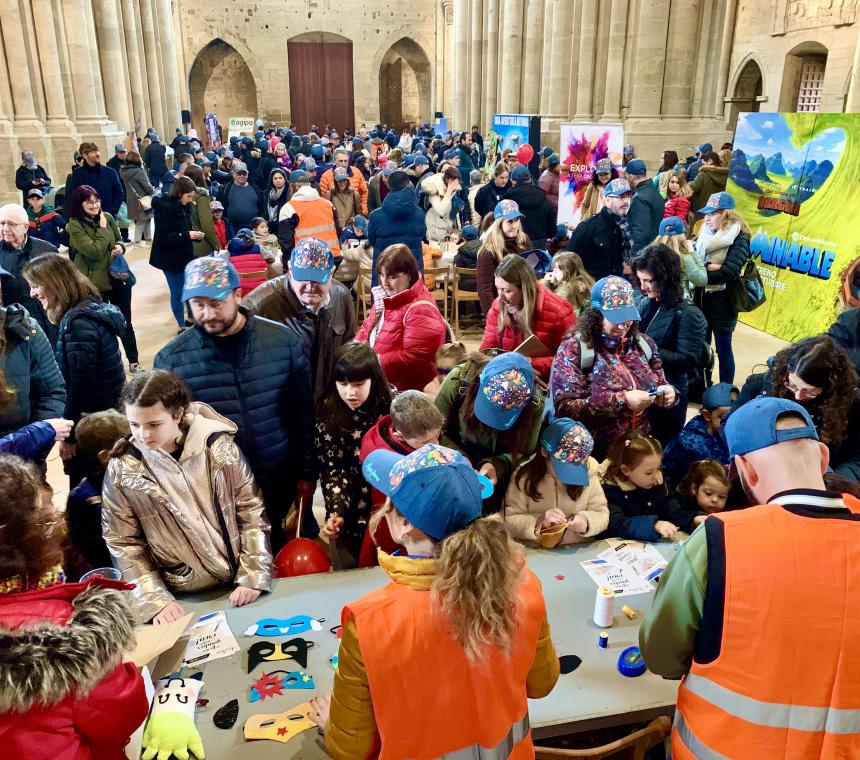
[316,343,393,570]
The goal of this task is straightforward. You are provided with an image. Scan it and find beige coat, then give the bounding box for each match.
[503,457,609,545]
[421,171,457,242]
[102,402,272,622]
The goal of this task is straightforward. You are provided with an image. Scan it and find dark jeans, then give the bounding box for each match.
[329,533,363,571]
[708,327,736,384]
[101,279,139,364]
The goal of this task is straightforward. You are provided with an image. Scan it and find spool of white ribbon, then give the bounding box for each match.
[593,586,615,628]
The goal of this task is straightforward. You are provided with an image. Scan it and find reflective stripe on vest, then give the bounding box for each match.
[291,198,341,254]
[683,673,860,734]
[298,223,336,237]
[673,710,730,760]
[437,713,530,760]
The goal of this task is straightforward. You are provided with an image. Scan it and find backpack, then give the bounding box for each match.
[729,257,766,313]
[577,335,652,372]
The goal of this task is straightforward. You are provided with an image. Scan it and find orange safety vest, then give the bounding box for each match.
[291,196,341,255]
[345,567,546,760]
[673,493,860,759]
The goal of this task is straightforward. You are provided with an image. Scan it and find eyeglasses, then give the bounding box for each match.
[0,220,27,227]
[784,381,823,399]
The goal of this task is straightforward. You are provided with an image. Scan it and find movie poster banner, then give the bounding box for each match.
[557,123,625,229]
[728,112,860,340]
[484,114,542,181]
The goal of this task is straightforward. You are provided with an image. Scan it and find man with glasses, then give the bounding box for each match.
[318,148,369,215]
[0,203,58,341]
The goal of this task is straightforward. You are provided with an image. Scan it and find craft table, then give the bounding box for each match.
[174,539,680,758]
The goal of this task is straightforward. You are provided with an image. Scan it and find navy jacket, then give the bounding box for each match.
[55,298,126,423]
[0,420,57,460]
[64,163,124,217]
[828,307,860,376]
[150,195,194,273]
[473,180,511,221]
[0,305,66,436]
[566,207,626,281]
[153,313,317,487]
[505,183,556,247]
[603,482,702,542]
[627,180,666,255]
[15,165,51,203]
[144,142,168,179]
[663,415,730,487]
[367,186,426,286]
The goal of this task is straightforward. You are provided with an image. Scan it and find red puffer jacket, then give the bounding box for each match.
[480,283,575,381]
[0,579,149,760]
[356,279,448,391]
[663,195,691,221]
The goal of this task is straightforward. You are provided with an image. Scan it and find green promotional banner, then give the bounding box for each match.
[728,112,859,341]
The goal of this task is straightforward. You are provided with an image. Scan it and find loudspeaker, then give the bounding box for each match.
[181,109,191,124]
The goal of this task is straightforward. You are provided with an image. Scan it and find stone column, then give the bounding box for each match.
[92,0,133,129]
[62,0,110,123]
[628,0,670,116]
[156,0,182,133]
[715,0,738,117]
[469,0,484,127]
[601,0,628,120]
[499,0,524,113]
[138,0,165,136]
[443,0,455,120]
[690,0,717,116]
[574,0,598,119]
[548,0,573,118]
[118,0,149,130]
[30,0,73,124]
[483,0,500,122]
[539,0,554,116]
[521,0,544,113]
[453,0,471,130]
[662,0,700,116]
[0,23,19,202]
[0,3,41,127]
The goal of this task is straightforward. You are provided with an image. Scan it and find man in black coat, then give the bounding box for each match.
[828,307,860,376]
[15,152,51,204]
[625,159,666,255]
[143,134,168,188]
[473,166,511,221]
[64,142,124,218]
[566,178,634,281]
[505,165,556,248]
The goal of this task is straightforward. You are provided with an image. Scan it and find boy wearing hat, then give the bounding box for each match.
[26,188,67,249]
[209,200,229,249]
[662,382,738,486]
[337,213,371,289]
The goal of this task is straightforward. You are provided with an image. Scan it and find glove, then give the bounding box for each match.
[142,676,205,760]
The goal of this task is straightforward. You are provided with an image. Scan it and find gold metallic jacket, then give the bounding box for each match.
[102,402,273,622]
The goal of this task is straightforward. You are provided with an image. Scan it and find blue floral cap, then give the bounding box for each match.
[290,237,334,284]
[604,178,632,197]
[474,353,534,431]
[699,191,735,215]
[181,256,240,302]
[541,419,594,486]
[590,276,640,324]
[494,199,524,221]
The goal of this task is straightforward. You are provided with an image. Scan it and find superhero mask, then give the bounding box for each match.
[243,702,317,743]
[243,615,324,637]
[249,670,315,702]
[247,638,315,672]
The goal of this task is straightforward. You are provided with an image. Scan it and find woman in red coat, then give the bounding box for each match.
[356,244,448,391]
[479,255,575,381]
[0,455,148,760]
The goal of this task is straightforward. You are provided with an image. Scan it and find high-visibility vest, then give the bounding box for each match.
[291,196,341,255]
[345,567,546,760]
[673,494,860,759]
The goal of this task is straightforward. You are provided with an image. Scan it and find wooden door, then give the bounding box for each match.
[288,41,355,132]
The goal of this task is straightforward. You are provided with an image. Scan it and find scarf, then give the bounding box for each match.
[0,564,65,595]
[696,222,741,292]
[614,213,635,263]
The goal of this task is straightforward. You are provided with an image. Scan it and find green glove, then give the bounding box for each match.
[141,676,206,760]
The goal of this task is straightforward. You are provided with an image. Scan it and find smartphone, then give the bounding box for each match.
[648,388,667,397]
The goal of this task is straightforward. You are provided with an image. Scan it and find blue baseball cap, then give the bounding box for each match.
[362,444,483,541]
[541,419,594,486]
[702,382,739,410]
[511,165,532,183]
[699,191,735,215]
[182,256,240,302]
[590,276,640,324]
[625,159,647,176]
[658,216,686,237]
[412,154,429,166]
[623,144,635,156]
[289,170,309,183]
[311,144,324,158]
[724,397,818,458]
[494,199,524,221]
[352,214,367,231]
[604,178,632,197]
[697,142,713,154]
[443,148,459,160]
[547,154,560,167]
[474,353,534,431]
[461,224,479,241]
[289,238,335,284]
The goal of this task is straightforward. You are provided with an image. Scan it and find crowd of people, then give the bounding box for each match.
[3,122,860,759]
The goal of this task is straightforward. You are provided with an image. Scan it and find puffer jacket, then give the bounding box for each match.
[662,415,730,487]
[550,330,668,459]
[421,172,457,242]
[355,279,448,391]
[67,213,123,292]
[243,276,356,401]
[663,195,691,221]
[0,581,148,759]
[689,165,729,216]
[227,236,268,295]
[150,195,194,272]
[55,298,125,423]
[479,284,575,381]
[473,179,511,220]
[153,312,317,488]
[102,402,273,622]
[505,183,556,246]
[367,186,426,286]
[0,305,66,437]
[628,179,666,254]
[538,169,560,211]
[0,420,57,460]
[504,456,609,544]
[325,550,559,760]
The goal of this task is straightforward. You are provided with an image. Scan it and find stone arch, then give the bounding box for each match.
[726,56,764,133]
[377,38,432,130]
[188,39,258,142]
[778,41,828,111]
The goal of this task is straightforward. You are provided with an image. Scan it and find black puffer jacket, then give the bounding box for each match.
[0,305,66,436]
[150,195,194,273]
[55,298,126,423]
[566,206,626,281]
[694,232,750,333]
[473,180,511,221]
[505,183,556,247]
[628,180,666,254]
[828,307,860,376]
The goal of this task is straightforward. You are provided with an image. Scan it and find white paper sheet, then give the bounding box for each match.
[579,558,656,596]
[181,610,240,667]
[598,539,668,583]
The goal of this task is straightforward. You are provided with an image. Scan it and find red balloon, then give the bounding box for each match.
[274,538,330,578]
[517,144,535,164]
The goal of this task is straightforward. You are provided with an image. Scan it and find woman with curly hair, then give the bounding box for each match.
[735,335,860,480]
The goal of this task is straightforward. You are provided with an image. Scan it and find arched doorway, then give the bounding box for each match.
[189,40,257,142]
[778,41,828,112]
[287,32,354,133]
[727,59,763,133]
[378,38,431,130]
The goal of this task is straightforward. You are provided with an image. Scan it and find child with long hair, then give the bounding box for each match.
[504,418,608,546]
[660,168,693,221]
[677,459,730,515]
[652,216,707,296]
[316,343,393,570]
[601,433,705,541]
[544,251,595,316]
[102,370,272,623]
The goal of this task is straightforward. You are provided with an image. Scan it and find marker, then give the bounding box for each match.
[622,605,637,620]
[598,632,608,649]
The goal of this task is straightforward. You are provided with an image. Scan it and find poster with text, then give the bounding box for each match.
[728,112,860,340]
[228,116,255,139]
[557,123,624,229]
[487,114,541,180]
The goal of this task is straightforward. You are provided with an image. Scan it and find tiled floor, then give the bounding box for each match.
[47,242,789,505]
